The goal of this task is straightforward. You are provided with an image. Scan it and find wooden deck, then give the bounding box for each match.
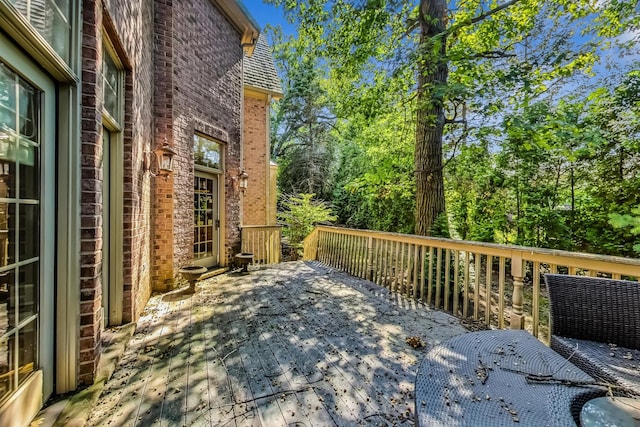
[88,261,468,426]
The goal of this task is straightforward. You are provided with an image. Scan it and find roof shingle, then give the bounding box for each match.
[244,33,283,96]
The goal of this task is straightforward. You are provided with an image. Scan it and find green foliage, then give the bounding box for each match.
[610,206,640,253]
[267,0,640,257]
[278,193,337,247]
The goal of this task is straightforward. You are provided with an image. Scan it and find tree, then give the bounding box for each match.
[268,0,640,250]
[268,27,338,199]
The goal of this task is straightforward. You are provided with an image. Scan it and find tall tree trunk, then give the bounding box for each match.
[415,0,448,236]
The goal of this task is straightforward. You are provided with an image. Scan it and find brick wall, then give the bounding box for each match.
[243,95,268,226]
[78,0,246,385]
[152,0,244,277]
[79,0,103,385]
[106,0,155,323]
[151,0,175,291]
[79,0,154,385]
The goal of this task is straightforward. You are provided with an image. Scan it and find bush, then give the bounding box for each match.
[278,193,336,251]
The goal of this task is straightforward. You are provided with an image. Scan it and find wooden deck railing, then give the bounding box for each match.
[241,225,282,264]
[303,225,640,341]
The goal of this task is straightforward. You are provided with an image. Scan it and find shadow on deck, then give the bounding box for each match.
[88,261,468,426]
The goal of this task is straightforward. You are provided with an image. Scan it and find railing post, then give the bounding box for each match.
[510,254,525,329]
[303,228,319,261]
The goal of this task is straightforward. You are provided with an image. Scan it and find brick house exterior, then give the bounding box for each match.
[0,0,280,425]
[243,34,283,226]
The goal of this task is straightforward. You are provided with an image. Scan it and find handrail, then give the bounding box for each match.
[241,225,282,264]
[303,225,640,340]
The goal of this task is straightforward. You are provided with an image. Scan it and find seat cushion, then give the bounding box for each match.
[552,335,640,396]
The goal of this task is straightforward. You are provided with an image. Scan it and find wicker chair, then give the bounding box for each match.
[545,274,640,396]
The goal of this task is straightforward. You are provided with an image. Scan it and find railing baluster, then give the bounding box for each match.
[382,239,389,289]
[351,236,360,277]
[356,236,362,278]
[340,233,347,270]
[427,247,434,305]
[392,242,400,292]
[569,266,577,275]
[413,244,419,299]
[352,235,358,276]
[378,239,385,286]
[453,250,460,316]
[318,232,333,266]
[348,234,353,272]
[463,251,470,318]
[362,236,368,279]
[354,235,360,277]
[323,231,329,265]
[342,234,348,272]
[474,253,481,321]
[498,256,506,329]
[444,249,451,312]
[400,242,406,295]
[420,245,427,302]
[387,240,393,291]
[373,239,382,285]
[533,261,540,338]
[485,255,492,326]
[435,248,442,309]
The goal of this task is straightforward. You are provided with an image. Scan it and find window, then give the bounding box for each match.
[10,0,73,63]
[194,134,222,171]
[102,42,123,127]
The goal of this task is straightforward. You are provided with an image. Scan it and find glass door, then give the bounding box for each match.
[0,36,55,406]
[193,170,219,268]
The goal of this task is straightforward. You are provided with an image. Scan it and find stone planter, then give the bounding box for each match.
[234,253,254,273]
[179,265,208,293]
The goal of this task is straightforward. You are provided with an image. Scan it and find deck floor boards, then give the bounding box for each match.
[88,261,467,426]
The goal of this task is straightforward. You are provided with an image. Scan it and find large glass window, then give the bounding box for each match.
[0,62,41,404]
[11,0,73,64]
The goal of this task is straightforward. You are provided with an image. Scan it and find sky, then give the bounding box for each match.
[243,1,293,34]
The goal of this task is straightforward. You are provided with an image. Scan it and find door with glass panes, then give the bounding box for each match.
[0,35,55,405]
[193,170,219,268]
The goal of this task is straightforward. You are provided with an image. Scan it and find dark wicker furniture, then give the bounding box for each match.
[545,274,640,396]
[414,330,603,426]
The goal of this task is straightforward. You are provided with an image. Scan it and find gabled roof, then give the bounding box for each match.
[244,33,283,98]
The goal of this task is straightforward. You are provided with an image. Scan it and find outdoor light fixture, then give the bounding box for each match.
[238,169,249,192]
[233,168,249,192]
[145,143,177,178]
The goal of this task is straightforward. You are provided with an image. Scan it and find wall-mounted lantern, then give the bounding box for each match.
[145,143,177,178]
[238,169,249,192]
[233,168,249,192]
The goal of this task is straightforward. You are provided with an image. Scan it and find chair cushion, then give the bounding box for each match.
[552,335,640,396]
